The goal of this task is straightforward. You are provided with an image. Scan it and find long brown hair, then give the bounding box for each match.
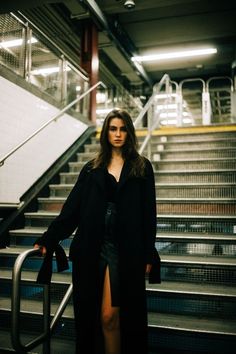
[92,109,145,176]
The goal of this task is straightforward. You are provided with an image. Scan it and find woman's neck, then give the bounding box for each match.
[111,147,123,160]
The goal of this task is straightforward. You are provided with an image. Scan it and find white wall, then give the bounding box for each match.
[0,76,88,205]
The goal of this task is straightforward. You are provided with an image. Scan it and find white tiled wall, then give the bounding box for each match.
[0,76,88,204]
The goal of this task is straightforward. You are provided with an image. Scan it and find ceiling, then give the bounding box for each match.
[1,0,236,92]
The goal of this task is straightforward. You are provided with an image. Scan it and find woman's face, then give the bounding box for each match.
[108,118,127,148]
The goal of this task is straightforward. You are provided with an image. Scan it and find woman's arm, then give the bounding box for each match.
[33,162,90,253]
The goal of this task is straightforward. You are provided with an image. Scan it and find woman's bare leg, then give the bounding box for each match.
[101,266,120,354]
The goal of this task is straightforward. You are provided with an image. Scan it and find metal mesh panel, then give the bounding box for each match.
[156,185,236,198]
[157,242,236,256]
[157,202,236,215]
[0,13,25,76]
[156,172,236,184]
[154,160,236,171]
[156,217,236,234]
[160,264,236,284]
[29,32,62,101]
[148,327,236,354]
[147,294,236,318]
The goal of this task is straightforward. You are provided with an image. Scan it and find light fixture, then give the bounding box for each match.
[31,66,71,76]
[132,48,217,62]
[0,37,37,48]
[124,1,136,10]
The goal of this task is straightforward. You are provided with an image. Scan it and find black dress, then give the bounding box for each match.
[99,170,120,306]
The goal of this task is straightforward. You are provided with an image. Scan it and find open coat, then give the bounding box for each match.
[36,157,160,354]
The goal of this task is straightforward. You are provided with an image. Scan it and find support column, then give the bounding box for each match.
[80,20,99,123]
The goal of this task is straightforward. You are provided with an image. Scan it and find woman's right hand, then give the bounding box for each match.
[34,244,47,256]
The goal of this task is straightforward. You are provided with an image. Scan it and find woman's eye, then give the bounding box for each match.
[120,127,127,132]
[109,127,116,131]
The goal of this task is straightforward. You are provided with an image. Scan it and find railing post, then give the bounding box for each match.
[177,85,183,126]
[43,284,51,354]
[202,88,211,125]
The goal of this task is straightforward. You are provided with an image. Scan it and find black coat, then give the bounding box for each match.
[37,157,160,354]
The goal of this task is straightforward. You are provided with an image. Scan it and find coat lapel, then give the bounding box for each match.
[118,160,132,190]
[91,167,106,194]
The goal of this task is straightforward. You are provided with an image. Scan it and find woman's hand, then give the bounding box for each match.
[145,264,152,274]
[34,244,47,256]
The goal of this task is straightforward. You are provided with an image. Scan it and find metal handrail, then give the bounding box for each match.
[0,81,106,167]
[133,73,171,156]
[206,76,234,92]
[12,248,73,353]
[133,73,170,129]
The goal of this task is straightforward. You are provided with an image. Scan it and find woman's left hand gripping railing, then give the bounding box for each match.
[11,248,73,353]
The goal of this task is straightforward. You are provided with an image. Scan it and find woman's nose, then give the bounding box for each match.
[115,129,121,136]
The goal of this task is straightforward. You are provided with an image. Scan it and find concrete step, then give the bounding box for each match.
[156,214,236,234]
[148,312,236,353]
[36,196,236,215]
[68,161,86,173]
[157,199,236,215]
[138,131,236,142]
[87,139,236,153]
[48,183,236,199]
[152,158,236,171]
[60,172,79,184]
[153,139,236,151]
[147,281,236,318]
[60,170,236,185]
[154,148,236,160]
[156,184,236,198]
[155,170,236,184]
[76,152,96,162]
[1,247,235,284]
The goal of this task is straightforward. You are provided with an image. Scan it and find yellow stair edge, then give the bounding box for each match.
[96,124,236,138]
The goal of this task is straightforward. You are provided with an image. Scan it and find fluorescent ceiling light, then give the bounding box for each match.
[31,66,71,76]
[132,48,217,62]
[0,37,38,48]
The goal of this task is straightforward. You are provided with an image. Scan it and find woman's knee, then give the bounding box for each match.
[101,309,120,331]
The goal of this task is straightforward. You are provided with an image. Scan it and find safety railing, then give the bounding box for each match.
[133,73,173,158]
[12,248,73,353]
[206,76,235,123]
[0,81,106,167]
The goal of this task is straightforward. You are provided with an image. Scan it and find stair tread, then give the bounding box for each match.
[9,228,236,238]
[38,196,236,203]
[0,268,71,283]
[155,157,236,162]
[50,182,236,187]
[157,233,236,241]
[148,312,236,335]
[0,296,74,318]
[155,169,236,173]
[159,147,236,153]
[1,296,235,335]
[146,281,236,296]
[159,254,236,266]
[1,247,236,266]
[156,183,236,186]
[157,214,236,219]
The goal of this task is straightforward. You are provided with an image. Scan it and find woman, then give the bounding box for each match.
[34,109,160,354]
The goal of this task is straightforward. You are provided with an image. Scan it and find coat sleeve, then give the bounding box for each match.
[142,158,158,263]
[34,161,91,251]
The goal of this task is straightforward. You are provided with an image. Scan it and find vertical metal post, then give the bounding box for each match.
[177,86,183,126]
[43,284,51,354]
[202,89,211,125]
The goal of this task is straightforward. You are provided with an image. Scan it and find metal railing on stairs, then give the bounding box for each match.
[12,248,73,353]
[133,73,174,158]
[0,81,106,167]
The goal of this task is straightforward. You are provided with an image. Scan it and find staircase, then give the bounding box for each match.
[0,126,236,353]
